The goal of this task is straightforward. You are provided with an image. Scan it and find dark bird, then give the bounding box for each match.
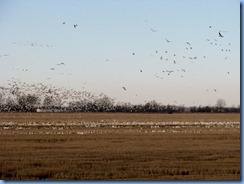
[50,68,55,70]
[214,89,217,92]
[173,60,176,64]
[74,24,78,28]
[227,72,230,74]
[150,28,157,32]
[166,39,171,43]
[62,22,65,24]
[132,53,135,55]
[57,62,65,65]
[186,42,191,46]
[219,32,223,38]
[140,70,142,72]
[122,87,126,91]
[160,56,163,60]
[209,26,211,28]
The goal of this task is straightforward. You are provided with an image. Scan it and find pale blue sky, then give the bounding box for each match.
[0,0,240,106]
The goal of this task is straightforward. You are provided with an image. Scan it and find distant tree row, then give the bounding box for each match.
[0,92,239,113]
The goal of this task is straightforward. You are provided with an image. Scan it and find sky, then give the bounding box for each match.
[0,0,240,107]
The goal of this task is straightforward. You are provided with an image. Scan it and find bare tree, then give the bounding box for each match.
[216,98,227,112]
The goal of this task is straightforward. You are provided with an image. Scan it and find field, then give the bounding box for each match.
[0,112,240,180]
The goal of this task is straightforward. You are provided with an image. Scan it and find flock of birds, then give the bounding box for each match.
[0,19,234,108]
[119,26,232,95]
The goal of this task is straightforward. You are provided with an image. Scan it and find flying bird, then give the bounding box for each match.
[165,39,171,43]
[140,70,142,72]
[50,68,55,70]
[186,42,191,46]
[122,87,126,91]
[74,24,78,28]
[219,32,223,38]
[150,28,157,32]
[57,62,65,66]
[62,22,65,24]
[132,53,135,55]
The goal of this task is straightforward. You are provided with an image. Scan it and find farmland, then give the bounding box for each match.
[0,112,240,180]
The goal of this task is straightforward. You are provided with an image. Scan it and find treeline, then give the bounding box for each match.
[0,93,240,113]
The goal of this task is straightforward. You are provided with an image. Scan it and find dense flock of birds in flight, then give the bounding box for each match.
[0,19,233,108]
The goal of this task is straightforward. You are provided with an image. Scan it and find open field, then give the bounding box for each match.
[0,112,240,123]
[0,112,240,180]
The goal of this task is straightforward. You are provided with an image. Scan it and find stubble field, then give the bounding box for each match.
[0,112,240,180]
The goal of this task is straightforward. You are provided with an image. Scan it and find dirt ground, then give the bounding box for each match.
[0,112,240,180]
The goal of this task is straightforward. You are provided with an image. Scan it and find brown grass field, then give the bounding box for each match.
[0,112,240,180]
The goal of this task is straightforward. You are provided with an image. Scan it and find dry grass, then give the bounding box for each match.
[0,112,240,180]
[0,112,240,123]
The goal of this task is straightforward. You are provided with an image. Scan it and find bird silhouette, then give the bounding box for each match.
[186,42,191,46]
[74,24,78,28]
[166,39,171,43]
[150,28,157,32]
[219,32,223,37]
[122,87,126,91]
